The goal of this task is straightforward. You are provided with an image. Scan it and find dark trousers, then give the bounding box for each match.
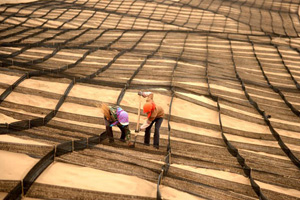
[105,119,127,142]
[144,118,163,147]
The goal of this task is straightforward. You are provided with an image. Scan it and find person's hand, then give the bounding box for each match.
[140,121,150,130]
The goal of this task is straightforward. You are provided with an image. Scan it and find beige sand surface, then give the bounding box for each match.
[0,150,38,180]
[171,163,300,198]
[5,92,59,110]
[2,81,299,152]
[54,116,105,129]
[225,133,300,152]
[0,113,18,124]
[59,102,103,117]
[0,150,202,199]
[5,77,300,130]
[0,192,7,199]
[0,192,46,200]
[273,128,300,139]
[170,121,221,138]
[160,134,222,148]
[1,0,299,199]
[241,149,289,161]
[172,97,272,134]
[172,95,300,141]
[257,181,300,198]
[3,87,299,153]
[172,163,250,185]
[0,0,38,5]
[0,135,49,146]
[177,92,299,126]
[36,161,203,200]
[0,106,47,118]
[120,90,171,113]
[0,74,21,85]
[169,121,297,160]
[19,79,68,95]
[0,102,104,130]
[1,75,119,116]
[69,84,120,104]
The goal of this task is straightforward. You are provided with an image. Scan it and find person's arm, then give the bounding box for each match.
[110,121,119,127]
[140,119,151,130]
[138,91,153,101]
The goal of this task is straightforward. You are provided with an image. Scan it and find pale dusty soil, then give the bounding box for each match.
[0,150,202,199]
[0,135,49,146]
[0,192,42,199]
[0,0,38,5]
[171,164,300,198]
[0,1,299,198]
[0,150,38,180]
[1,78,299,198]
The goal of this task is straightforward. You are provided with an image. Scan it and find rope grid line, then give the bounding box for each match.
[205,36,268,200]
[1,28,175,199]
[2,0,297,37]
[229,39,300,169]
[249,39,300,118]
[156,31,189,200]
[1,24,149,200]
[1,0,300,199]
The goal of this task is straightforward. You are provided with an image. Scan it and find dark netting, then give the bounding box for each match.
[116,31,170,105]
[23,149,55,193]
[0,88,12,103]
[74,138,88,151]
[88,135,101,146]
[3,181,22,200]
[0,123,8,128]
[56,141,73,157]
[155,31,189,199]
[204,36,268,199]
[4,148,55,200]
[5,130,107,200]
[249,40,300,118]
[9,120,30,131]
[1,0,300,199]
[44,110,56,124]
[55,81,74,111]
[30,118,45,127]
[229,40,300,168]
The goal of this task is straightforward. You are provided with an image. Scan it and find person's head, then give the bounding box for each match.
[143,102,155,118]
[118,110,129,126]
[100,103,111,120]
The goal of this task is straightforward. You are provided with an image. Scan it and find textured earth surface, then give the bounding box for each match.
[0,0,300,199]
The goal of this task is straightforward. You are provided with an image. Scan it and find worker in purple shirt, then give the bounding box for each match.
[101,103,134,147]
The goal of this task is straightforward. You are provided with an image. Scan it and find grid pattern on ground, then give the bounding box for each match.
[0,0,300,200]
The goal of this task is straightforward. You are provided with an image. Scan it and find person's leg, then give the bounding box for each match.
[105,118,114,143]
[123,125,131,141]
[153,118,163,148]
[118,125,126,142]
[144,120,155,145]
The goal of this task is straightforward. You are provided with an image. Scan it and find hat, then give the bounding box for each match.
[143,102,156,118]
[143,102,153,113]
[117,108,129,126]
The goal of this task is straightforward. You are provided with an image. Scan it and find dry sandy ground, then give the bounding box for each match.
[1,75,300,198]
[0,0,300,199]
[0,150,203,199]
[0,0,38,5]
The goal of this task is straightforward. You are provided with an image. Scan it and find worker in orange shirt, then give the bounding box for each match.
[138,91,164,149]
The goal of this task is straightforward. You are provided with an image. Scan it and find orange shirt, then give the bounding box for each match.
[146,93,164,121]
